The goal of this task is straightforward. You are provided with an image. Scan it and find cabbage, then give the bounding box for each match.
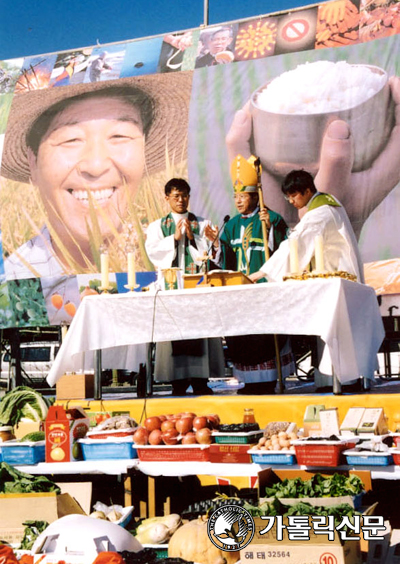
[0,386,50,426]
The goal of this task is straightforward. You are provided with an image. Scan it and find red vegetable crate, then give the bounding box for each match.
[292,439,356,467]
[209,444,252,463]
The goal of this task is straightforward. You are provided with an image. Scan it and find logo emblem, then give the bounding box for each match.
[207,504,255,552]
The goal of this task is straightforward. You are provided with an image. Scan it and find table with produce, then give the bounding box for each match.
[1,387,400,563]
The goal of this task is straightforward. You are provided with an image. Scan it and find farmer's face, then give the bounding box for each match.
[209,31,231,54]
[28,96,145,244]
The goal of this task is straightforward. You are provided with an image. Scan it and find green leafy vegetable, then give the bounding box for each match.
[0,386,50,426]
[264,473,364,499]
[0,462,60,494]
[285,502,359,534]
[20,431,45,442]
[20,520,49,550]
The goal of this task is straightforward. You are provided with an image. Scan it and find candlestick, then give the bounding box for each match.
[61,323,68,342]
[100,252,109,291]
[289,237,299,274]
[314,235,325,272]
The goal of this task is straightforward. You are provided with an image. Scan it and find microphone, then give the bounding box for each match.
[214,215,230,244]
[207,215,230,254]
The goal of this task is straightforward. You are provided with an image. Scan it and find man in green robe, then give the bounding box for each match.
[214,155,294,394]
[145,178,224,395]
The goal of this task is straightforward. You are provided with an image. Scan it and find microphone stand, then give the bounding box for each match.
[201,215,230,287]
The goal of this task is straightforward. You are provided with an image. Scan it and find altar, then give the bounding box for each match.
[47,278,384,389]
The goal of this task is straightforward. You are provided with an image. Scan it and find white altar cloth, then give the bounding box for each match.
[47,279,384,386]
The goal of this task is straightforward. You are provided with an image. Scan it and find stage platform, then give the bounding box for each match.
[61,373,400,430]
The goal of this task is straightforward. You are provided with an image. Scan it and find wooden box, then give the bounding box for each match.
[56,372,95,400]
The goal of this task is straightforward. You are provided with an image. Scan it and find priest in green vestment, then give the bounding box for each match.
[145,178,224,396]
[214,155,295,394]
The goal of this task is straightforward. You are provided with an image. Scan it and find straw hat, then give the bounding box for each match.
[1,70,193,184]
[230,154,259,193]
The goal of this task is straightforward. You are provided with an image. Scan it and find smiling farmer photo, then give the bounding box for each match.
[0,71,192,279]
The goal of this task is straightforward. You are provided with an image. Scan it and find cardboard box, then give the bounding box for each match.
[13,419,43,440]
[0,492,85,544]
[56,373,95,400]
[45,406,89,462]
[357,408,388,435]
[209,443,252,464]
[303,404,325,437]
[340,407,366,435]
[241,517,361,564]
[55,482,92,515]
[320,408,340,436]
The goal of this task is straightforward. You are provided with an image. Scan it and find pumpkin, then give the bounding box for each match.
[168,517,240,564]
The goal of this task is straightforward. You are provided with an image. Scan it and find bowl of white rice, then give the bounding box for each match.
[250,61,393,176]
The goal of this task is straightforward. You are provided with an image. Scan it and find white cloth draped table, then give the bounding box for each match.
[47,279,385,386]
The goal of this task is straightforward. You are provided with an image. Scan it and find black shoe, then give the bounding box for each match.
[193,386,214,395]
[191,378,214,395]
[237,382,276,395]
[171,380,189,396]
[343,380,364,393]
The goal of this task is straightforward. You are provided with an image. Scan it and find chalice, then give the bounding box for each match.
[162,267,181,290]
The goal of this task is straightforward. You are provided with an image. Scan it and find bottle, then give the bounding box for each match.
[243,408,256,424]
[0,426,15,442]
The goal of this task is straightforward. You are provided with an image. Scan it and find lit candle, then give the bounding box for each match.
[289,237,299,274]
[100,252,109,289]
[127,252,136,288]
[314,235,324,272]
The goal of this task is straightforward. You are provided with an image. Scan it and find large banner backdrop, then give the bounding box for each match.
[0,0,399,327]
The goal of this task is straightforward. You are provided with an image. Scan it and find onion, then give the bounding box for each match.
[133,427,149,445]
[181,432,197,444]
[193,416,209,430]
[144,416,162,432]
[206,414,221,429]
[162,429,179,445]
[161,420,176,433]
[176,417,194,435]
[195,427,212,444]
[148,429,163,445]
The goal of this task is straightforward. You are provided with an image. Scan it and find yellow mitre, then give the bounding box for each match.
[230,155,259,193]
